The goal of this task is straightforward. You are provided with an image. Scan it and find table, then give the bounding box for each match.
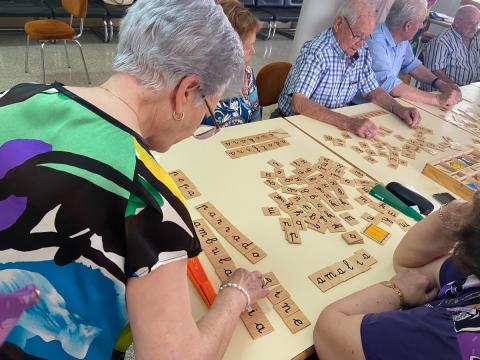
[284,102,476,202]
[154,118,411,360]
[400,86,480,139]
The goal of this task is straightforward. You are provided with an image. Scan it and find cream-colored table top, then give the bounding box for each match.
[400,88,480,139]
[153,118,410,360]
[284,102,476,201]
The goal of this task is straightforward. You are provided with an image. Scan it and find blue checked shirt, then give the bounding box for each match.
[367,24,422,93]
[421,27,480,91]
[278,28,379,116]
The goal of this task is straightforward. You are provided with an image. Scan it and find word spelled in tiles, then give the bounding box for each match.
[196,202,267,264]
[222,130,291,159]
[169,169,201,199]
[309,249,377,292]
[193,218,274,339]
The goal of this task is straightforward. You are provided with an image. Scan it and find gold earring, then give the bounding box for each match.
[173,111,185,121]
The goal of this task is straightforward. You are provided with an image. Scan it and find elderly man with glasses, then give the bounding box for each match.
[367,0,462,106]
[278,0,420,139]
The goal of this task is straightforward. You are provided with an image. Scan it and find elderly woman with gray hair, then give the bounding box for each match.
[0,0,267,359]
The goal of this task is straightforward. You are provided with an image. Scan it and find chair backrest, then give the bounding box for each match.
[62,0,88,18]
[256,61,292,107]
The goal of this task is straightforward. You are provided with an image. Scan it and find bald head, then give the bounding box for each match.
[453,5,480,39]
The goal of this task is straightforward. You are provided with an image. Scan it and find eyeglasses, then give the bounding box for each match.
[344,17,369,43]
[193,98,221,140]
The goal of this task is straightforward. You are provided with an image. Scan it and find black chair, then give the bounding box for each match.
[0,0,52,18]
[43,0,110,42]
[257,0,302,39]
[92,0,131,42]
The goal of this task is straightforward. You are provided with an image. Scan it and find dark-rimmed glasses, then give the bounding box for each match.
[344,17,369,43]
[193,98,221,140]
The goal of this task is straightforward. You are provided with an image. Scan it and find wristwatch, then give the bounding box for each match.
[381,281,405,306]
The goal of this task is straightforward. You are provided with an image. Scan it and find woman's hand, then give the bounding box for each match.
[226,268,269,305]
[390,269,438,307]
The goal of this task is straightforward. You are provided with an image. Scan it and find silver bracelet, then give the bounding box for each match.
[219,282,252,312]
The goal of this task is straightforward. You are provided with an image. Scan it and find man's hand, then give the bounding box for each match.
[393,104,421,128]
[437,87,462,106]
[346,117,377,139]
[390,269,438,307]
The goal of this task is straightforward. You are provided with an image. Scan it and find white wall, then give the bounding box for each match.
[290,0,344,61]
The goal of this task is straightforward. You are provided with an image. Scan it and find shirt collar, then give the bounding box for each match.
[449,26,462,40]
[381,23,396,48]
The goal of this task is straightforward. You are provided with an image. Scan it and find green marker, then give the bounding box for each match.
[369,184,423,222]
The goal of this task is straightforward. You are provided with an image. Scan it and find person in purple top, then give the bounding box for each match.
[314,191,480,360]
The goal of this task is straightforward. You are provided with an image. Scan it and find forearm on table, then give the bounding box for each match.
[433,69,455,84]
[410,64,437,84]
[291,93,350,130]
[196,288,247,359]
[391,82,439,105]
[366,87,398,113]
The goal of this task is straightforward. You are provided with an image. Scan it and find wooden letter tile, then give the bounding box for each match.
[262,207,281,216]
[262,272,280,288]
[342,231,364,245]
[273,298,300,319]
[244,246,267,264]
[267,285,291,305]
[283,311,311,334]
[244,315,274,339]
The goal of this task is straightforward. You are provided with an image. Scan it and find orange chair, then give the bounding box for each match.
[256,61,292,107]
[24,0,91,84]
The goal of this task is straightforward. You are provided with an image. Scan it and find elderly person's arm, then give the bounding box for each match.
[314,269,437,360]
[409,65,462,103]
[127,261,267,360]
[364,87,421,127]
[291,93,377,139]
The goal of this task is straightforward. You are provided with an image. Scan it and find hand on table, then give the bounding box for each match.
[394,105,421,128]
[346,118,378,139]
[437,88,462,106]
[390,269,438,307]
[226,268,269,305]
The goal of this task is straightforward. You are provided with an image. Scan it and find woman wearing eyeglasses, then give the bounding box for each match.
[0,1,268,359]
[202,0,262,128]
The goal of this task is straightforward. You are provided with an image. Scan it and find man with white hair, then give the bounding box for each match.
[422,5,480,91]
[278,0,421,139]
[367,0,462,106]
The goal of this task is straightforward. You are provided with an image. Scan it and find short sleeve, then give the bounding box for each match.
[359,50,380,95]
[368,38,403,93]
[285,51,325,99]
[361,307,460,360]
[439,257,469,286]
[124,152,201,278]
[400,42,422,74]
[424,39,450,72]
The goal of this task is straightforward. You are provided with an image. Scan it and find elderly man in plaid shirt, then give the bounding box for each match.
[278,0,420,139]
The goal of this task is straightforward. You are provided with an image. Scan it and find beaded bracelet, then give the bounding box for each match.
[219,283,252,312]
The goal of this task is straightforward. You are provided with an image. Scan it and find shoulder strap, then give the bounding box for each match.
[0,83,55,108]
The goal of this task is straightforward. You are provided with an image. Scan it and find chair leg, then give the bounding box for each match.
[25,35,30,73]
[40,41,46,84]
[266,22,272,40]
[271,22,277,39]
[64,40,71,68]
[73,39,91,85]
[109,19,113,43]
[103,19,108,43]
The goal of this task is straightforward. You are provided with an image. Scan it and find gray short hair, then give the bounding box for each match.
[336,0,372,26]
[113,0,244,101]
[386,0,427,28]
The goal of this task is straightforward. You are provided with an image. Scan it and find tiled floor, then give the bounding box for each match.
[0,29,295,360]
[0,30,294,119]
